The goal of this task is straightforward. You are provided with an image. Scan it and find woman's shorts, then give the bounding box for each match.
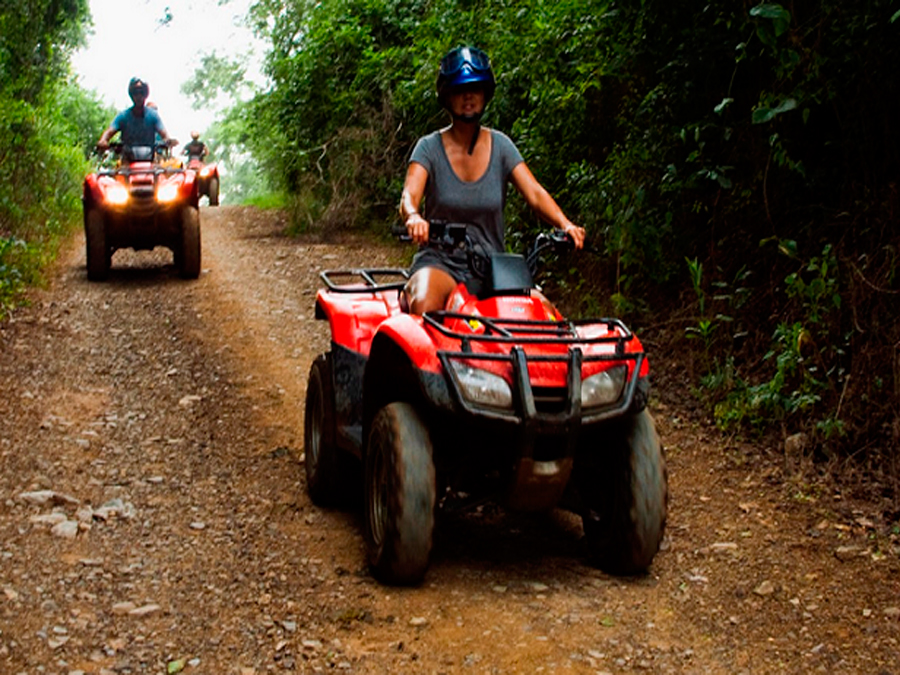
[409,248,472,284]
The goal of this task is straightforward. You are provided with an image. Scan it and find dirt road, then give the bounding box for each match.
[1,206,898,674]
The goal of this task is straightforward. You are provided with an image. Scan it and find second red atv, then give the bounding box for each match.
[82,142,201,280]
[185,155,220,206]
[305,223,667,585]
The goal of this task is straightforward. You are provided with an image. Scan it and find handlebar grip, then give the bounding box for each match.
[391,224,408,237]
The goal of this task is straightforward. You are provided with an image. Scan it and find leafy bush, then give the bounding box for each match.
[0,1,104,318]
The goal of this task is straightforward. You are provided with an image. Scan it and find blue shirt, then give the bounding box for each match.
[111,107,164,146]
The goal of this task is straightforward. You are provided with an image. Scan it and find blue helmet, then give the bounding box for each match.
[436,46,495,110]
[128,77,149,101]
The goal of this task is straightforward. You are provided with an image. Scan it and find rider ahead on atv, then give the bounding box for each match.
[183,131,209,161]
[96,78,176,152]
[399,46,586,315]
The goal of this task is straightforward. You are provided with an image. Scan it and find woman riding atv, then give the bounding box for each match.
[399,46,586,315]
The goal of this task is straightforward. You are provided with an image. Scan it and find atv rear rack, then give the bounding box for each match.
[423,310,634,353]
[320,268,409,293]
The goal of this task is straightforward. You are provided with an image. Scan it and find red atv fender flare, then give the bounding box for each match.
[83,175,106,206]
[373,314,442,374]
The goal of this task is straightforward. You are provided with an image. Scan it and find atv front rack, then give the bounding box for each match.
[423,311,633,352]
[438,345,646,424]
[99,167,185,178]
[320,268,409,293]
[425,311,647,423]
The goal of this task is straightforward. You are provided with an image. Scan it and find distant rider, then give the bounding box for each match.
[183,131,209,161]
[97,78,175,151]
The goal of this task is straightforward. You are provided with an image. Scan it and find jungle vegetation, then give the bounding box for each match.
[0,0,112,316]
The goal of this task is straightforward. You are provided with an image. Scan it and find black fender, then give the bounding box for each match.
[362,333,453,462]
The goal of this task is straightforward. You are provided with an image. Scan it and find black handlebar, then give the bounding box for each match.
[392,220,576,279]
[98,141,172,155]
[393,220,572,250]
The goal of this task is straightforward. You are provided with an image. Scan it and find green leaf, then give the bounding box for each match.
[752,107,775,124]
[752,99,797,124]
[751,4,791,38]
[167,660,186,674]
[772,98,798,115]
[750,4,791,22]
[714,97,734,115]
[891,9,900,23]
[778,239,798,258]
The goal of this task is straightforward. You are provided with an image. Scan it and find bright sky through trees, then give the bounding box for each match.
[71,0,263,146]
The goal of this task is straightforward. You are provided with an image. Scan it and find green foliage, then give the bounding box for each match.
[181,52,250,111]
[713,321,836,434]
[711,243,849,442]
[0,0,90,103]
[0,2,100,317]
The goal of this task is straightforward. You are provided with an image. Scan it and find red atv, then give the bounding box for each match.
[305,223,667,585]
[82,142,201,280]
[185,155,220,206]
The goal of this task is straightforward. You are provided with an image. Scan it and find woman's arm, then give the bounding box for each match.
[510,162,585,249]
[399,162,431,245]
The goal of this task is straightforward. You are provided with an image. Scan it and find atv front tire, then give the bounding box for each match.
[579,410,667,575]
[85,208,109,281]
[207,177,219,206]
[365,402,436,585]
[304,354,345,506]
[178,205,201,279]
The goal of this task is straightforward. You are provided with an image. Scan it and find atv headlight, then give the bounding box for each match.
[581,365,627,408]
[199,167,212,178]
[105,184,129,205]
[450,361,513,409]
[157,183,179,203]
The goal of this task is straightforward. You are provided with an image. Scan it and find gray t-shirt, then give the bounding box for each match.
[409,129,524,279]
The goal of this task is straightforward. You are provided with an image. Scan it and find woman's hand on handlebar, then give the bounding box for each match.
[561,221,586,250]
[406,213,430,246]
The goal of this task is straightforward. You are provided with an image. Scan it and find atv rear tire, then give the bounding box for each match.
[580,410,667,575]
[304,354,346,506]
[207,177,219,206]
[85,208,109,281]
[365,402,436,585]
[178,205,201,279]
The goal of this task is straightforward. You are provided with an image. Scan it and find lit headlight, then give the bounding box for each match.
[581,365,627,408]
[450,361,513,409]
[157,183,179,203]
[105,184,129,205]
[199,167,212,178]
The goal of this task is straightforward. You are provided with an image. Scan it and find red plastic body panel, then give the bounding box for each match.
[374,314,443,373]
[318,280,648,385]
[316,287,404,356]
[83,163,197,210]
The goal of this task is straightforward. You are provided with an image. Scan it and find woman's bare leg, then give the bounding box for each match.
[405,267,458,315]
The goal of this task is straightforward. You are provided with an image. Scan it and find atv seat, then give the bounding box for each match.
[485,252,534,297]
